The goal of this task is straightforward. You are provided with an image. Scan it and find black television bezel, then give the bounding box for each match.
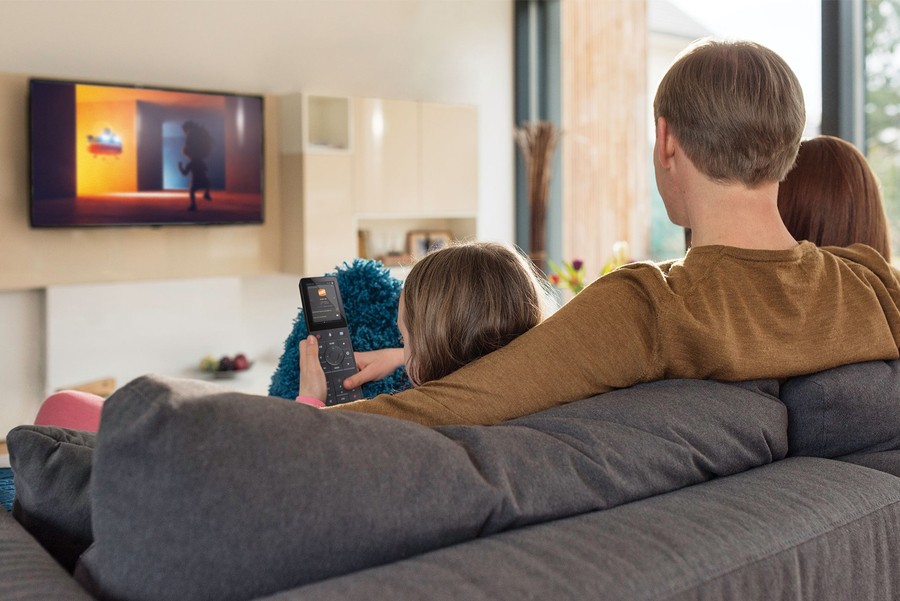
[28,77,266,228]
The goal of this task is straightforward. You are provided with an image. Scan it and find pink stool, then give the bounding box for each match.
[34,390,105,432]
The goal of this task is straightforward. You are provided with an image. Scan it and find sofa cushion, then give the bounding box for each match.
[837,450,900,478]
[77,374,786,601]
[0,509,97,601]
[278,458,900,601]
[781,360,900,458]
[6,425,95,572]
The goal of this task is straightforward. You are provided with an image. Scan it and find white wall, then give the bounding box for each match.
[0,291,44,431]
[0,0,514,243]
[0,0,514,436]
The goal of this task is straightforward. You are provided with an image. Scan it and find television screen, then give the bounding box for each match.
[29,79,264,227]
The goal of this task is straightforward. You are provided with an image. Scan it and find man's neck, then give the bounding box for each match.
[686,180,798,251]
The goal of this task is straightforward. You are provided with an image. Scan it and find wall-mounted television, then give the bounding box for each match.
[29,79,264,227]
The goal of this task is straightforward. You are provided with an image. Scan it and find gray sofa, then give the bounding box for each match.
[3,361,900,601]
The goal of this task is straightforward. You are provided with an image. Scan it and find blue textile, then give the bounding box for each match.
[268,259,412,400]
[0,468,14,512]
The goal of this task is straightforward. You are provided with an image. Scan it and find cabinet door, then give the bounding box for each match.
[420,103,478,214]
[303,153,356,275]
[353,98,419,214]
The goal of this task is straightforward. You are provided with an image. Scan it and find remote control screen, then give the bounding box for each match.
[302,280,347,330]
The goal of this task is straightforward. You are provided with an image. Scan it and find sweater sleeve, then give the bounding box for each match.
[328,265,663,426]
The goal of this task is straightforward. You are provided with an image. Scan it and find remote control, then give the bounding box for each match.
[299,276,364,406]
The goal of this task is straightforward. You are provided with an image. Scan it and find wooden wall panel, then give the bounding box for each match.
[561,0,648,275]
[0,73,282,291]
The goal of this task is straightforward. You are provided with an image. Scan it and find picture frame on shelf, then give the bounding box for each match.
[357,229,371,259]
[406,230,453,259]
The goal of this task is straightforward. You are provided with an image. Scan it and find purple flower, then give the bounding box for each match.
[571,259,584,271]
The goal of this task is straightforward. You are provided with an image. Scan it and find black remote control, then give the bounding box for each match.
[299,276,364,406]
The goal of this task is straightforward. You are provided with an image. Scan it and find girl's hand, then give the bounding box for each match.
[342,348,405,390]
[298,335,328,402]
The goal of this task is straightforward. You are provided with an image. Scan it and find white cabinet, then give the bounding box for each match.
[280,93,478,276]
[280,94,354,275]
[304,96,352,152]
[420,102,479,214]
[353,98,419,214]
[354,100,478,218]
[302,154,356,276]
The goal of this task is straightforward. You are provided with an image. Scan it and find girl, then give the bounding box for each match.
[297,241,554,405]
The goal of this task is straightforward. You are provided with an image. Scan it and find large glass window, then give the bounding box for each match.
[647,0,822,260]
[865,0,900,257]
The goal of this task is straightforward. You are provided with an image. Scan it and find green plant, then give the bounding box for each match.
[547,258,585,294]
[548,241,632,295]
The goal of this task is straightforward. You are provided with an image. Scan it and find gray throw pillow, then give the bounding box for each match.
[781,360,900,458]
[6,425,95,571]
[77,374,786,601]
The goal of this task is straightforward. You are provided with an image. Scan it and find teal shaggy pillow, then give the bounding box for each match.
[269,259,412,399]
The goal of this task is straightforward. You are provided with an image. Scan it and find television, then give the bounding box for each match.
[29,79,264,227]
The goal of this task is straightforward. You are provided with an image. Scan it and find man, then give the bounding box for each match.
[331,39,900,426]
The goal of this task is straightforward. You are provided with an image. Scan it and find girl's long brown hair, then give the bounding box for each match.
[401,241,552,386]
[778,135,891,260]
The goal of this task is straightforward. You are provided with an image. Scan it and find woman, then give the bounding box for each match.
[778,135,891,260]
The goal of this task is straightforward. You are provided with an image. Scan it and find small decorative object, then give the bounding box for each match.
[515,120,560,272]
[357,229,371,259]
[376,252,413,268]
[406,230,454,260]
[547,258,586,294]
[548,241,633,296]
[600,241,632,276]
[200,353,253,379]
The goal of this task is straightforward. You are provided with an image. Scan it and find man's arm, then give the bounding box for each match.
[328,266,663,426]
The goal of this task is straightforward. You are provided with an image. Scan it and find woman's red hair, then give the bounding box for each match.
[778,135,891,260]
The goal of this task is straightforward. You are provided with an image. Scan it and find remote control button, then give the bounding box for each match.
[325,345,344,366]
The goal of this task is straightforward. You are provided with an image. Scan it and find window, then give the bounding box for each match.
[865,0,900,258]
[647,0,822,260]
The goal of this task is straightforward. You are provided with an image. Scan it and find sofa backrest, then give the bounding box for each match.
[781,359,900,458]
[76,374,786,601]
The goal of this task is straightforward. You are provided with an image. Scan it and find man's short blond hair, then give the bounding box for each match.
[653,39,805,187]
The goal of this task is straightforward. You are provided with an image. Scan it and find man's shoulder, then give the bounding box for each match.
[820,242,888,264]
[577,261,674,306]
[819,243,898,283]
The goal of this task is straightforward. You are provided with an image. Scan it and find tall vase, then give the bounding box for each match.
[515,121,560,273]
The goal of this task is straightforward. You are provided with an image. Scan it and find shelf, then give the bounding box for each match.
[355,211,477,221]
[357,216,477,261]
[304,95,351,153]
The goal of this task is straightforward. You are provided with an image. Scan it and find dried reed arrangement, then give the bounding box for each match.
[515,121,560,273]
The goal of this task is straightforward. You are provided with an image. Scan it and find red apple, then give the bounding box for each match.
[233,354,249,371]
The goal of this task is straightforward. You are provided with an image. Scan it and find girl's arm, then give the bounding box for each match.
[341,348,405,390]
[298,335,328,402]
[327,267,661,426]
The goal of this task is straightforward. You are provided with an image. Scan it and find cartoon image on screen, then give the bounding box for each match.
[30,79,264,227]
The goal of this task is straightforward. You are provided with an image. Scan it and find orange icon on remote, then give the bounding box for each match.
[317,288,327,297]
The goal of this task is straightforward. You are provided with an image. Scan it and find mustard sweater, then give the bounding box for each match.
[330,242,900,426]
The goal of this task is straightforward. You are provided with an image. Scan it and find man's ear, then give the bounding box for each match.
[655,117,676,169]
